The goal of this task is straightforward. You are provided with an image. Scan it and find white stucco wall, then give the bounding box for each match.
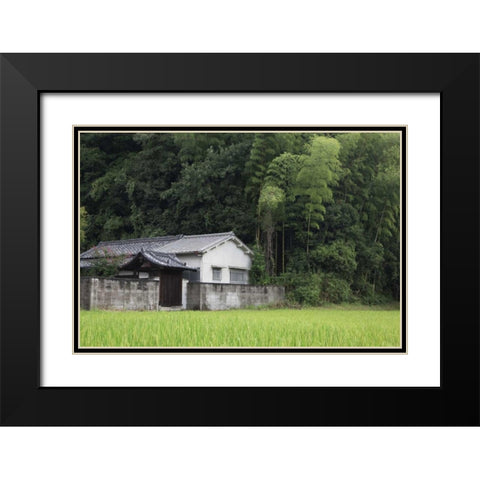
[176,253,202,269]
[200,239,252,283]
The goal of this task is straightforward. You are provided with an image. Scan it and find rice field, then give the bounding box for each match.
[79,307,401,348]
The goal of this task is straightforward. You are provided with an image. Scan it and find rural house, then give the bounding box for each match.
[81,231,253,282]
[80,232,284,310]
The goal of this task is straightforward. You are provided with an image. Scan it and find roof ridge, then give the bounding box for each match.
[98,234,181,245]
[96,232,232,245]
[183,231,234,238]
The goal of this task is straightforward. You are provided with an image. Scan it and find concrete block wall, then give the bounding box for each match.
[81,277,159,310]
[186,282,201,310]
[81,277,285,311]
[187,283,285,310]
[80,277,92,310]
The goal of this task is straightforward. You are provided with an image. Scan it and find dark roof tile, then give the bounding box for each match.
[80,232,253,259]
[121,250,197,271]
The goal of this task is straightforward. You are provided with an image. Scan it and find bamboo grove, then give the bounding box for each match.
[80,131,401,305]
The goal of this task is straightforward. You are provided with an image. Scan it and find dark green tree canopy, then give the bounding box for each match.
[80,131,401,304]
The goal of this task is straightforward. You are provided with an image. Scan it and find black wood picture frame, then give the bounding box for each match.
[0,53,478,426]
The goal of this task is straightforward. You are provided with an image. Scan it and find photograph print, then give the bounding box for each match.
[76,126,405,352]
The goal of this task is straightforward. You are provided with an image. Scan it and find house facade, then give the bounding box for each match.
[160,234,252,284]
[80,232,254,309]
[81,231,253,283]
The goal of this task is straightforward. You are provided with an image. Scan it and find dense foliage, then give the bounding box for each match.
[80,131,401,304]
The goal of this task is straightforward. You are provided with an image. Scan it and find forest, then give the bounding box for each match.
[80,131,401,305]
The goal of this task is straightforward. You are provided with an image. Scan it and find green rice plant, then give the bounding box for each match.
[80,308,401,348]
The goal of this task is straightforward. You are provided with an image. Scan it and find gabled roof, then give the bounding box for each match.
[155,232,253,256]
[81,235,182,259]
[121,249,197,271]
[81,232,253,260]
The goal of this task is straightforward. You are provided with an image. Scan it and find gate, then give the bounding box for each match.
[159,270,182,306]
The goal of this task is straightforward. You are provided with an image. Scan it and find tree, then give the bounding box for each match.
[80,133,141,245]
[249,244,269,285]
[310,240,357,281]
[333,132,401,300]
[123,133,182,236]
[245,134,287,200]
[88,248,127,277]
[258,185,285,276]
[294,136,341,259]
[79,206,88,251]
[262,152,305,273]
[79,131,402,304]
[163,134,256,242]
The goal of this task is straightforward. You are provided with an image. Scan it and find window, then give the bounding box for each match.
[212,267,222,282]
[229,268,248,284]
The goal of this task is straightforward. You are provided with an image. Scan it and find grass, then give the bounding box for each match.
[80,307,401,348]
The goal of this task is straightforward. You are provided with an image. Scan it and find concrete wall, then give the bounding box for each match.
[81,277,284,311]
[80,277,92,310]
[81,277,159,311]
[187,283,285,310]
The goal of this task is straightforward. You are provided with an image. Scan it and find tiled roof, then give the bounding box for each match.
[81,235,182,258]
[121,250,197,271]
[155,232,237,254]
[80,259,97,268]
[80,256,133,269]
[81,232,253,259]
